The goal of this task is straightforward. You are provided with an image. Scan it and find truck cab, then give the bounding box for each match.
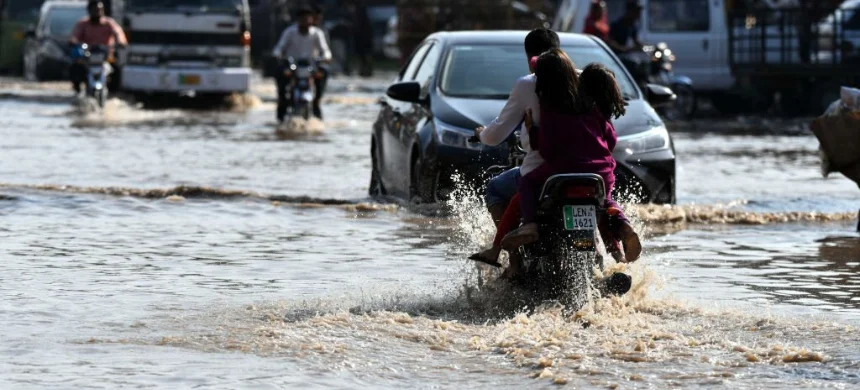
[117,0,252,98]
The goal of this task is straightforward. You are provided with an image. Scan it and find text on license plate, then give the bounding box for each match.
[563,205,596,231]
[178,74,201,85]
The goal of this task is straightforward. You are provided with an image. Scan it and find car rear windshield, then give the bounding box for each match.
[440,44,637,100]
[48,7,87,36]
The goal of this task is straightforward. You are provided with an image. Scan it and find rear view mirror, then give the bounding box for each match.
[25,29,36,39]
[386,81,425,104]
[646,84,676,108]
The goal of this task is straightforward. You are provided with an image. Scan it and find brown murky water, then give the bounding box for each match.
[1,75,858,389]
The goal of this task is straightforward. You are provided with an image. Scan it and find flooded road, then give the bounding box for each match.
[1,76,858,389]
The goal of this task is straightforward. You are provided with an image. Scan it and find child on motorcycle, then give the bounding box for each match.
[470,53,641,270]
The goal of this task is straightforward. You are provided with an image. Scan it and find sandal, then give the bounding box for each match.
[468,248,503,268]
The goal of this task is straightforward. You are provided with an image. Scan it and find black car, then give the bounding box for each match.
[369,31,677,204]
[22,1,87,81]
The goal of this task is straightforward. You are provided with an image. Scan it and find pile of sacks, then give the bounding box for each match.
[810,86,860,230]
[811,86,860,184]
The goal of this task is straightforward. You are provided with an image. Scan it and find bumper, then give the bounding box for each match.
[120,66,251,93]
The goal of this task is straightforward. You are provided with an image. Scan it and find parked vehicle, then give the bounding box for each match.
[116,0,252,100]
[280,57,321,120]
[22,0,87,81]
[73,43,112,107]
[0,0,46,73]
[621,42,695,120]
[369,31,677,205]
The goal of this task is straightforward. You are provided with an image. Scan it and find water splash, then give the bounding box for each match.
[275,117,326,140]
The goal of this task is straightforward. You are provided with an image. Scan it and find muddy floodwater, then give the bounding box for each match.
[1,75,859,389]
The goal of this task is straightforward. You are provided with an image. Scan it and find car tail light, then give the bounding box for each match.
[565,186,597,198]
[241,31,251,47]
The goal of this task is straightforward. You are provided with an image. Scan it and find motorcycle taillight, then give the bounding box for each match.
[564,185,598,199]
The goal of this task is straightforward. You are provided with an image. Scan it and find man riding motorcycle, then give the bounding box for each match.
[68,0,128,95]
[271,6,333,122]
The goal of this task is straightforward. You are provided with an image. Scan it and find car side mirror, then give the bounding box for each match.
[25,29,36,39]
[646,83,676,108]
[386,81,427,104]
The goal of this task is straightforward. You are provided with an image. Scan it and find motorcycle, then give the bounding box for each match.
[73,44,113,108]
[281,57,323,120]
[473,133,633,308]
[621,42,696,121]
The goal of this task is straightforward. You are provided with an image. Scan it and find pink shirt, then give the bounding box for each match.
[71,17,128,47]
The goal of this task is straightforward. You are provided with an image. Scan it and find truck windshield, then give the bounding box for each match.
[127,0,242,10]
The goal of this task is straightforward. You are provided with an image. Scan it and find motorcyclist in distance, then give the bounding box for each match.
[271,6,333,121]
[68,0,128,95]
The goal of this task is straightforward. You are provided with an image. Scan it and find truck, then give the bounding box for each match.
[116,0,252,100]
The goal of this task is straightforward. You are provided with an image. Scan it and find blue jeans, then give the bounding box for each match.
[485,167,521,208]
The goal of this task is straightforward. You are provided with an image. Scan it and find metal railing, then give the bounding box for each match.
[728,5,859,76]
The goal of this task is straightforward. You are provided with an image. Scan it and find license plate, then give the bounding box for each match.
[178,74,201,86]
[563,205,596,231]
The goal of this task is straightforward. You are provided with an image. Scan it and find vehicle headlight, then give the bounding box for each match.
[617,125,670,154]
[436,120,482,150]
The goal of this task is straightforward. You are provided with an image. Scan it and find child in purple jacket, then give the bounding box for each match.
[502,54,641,261]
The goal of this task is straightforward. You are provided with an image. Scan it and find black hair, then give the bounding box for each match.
[296,6,313,17]
[310,4,323,14]
[88,0,103,8]
[534,48,585,115]
[580,63,627,119]
[524,28,560,58]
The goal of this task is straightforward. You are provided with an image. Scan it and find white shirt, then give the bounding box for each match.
[479,74,544,175]
[271,25,332,61]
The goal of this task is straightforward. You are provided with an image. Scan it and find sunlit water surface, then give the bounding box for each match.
[1,76,858,389]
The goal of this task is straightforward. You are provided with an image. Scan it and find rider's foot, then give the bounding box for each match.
[501,223,539,251]
[468,247,502,267]
[609,250,626,263]
[312,104,322,120]
[618,222,642,262]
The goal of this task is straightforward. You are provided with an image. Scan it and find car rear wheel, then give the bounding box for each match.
[369,142,386,196]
